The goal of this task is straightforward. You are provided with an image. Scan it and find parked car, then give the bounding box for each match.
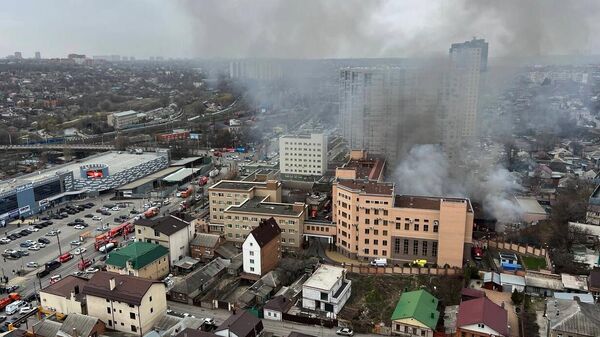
[73,248,86,255]
[74,225,85,230]
[336,328,354,336]
[26,262,38,268]
[84,214,94,218]
[70,240,82,246]
[17,250,29,256]
[28,245,40,251]
[92,216,102,221]
[38,238,50,244]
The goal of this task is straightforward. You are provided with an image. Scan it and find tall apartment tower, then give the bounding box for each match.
[34,51,41,60]
[442,38,488,162]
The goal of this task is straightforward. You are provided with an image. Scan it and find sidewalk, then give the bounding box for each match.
[325,249,368,266]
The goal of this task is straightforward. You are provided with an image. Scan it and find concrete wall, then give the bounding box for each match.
[39,292,84,315]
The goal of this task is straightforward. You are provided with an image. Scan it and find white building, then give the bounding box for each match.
[302,264,351,318]
[279,133,327,176]
[108,110,142,129]
[242,218,281,279]
[134,215,195,265]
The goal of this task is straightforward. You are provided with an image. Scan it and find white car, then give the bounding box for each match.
[27,226,39,232]
[92,216,102,221]
[111,206,120,211]
[203,318,215,326]
[26,262,39,268]
[85,267,99,273]
[70,240,82,246]
[28,245,40,251]
[46,230,60,236]
[38,243,46,248]
[73,247,86,255]
[19,306,35,314]
[0,238,11,244]
[336,328,354,336]
[74,225,85,230]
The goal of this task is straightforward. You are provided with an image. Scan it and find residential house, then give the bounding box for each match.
[146,315,205,337]
[545,298,600,337]
[302,264,351,319]
[263,295,293,321]
[561,273,588,293]
[83,271,167,336]
[173,329,217,337]
[39,275,89,316]
[455,297,509,337]
[190,233,224,261]
[106,242,170,280]
[169,257,230,304]
[483,272,525,293]
[135,215,195,265]
[588,268,600,302]
[525,271,565,297]
[242,217,281,280]
[214,310,263,337]
[32,313,106,337]
[391,290,439,337]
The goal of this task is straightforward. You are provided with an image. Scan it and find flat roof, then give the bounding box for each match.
[515,197,547,215]
[163,168,200,183]
[113,110,137,117]
[117,167,181,190]
[303,264,345,291]
[0,151,165,191]
[337,180,394,195]
[210,180,276,191]
[226,197,304,217]
[170,157,204,166]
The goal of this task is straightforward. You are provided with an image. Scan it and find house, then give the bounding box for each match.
[588,268,600,301]
[263,295,293,321]
[237,270,283,309]
[390,290,439,337]
[302,264,351,319]
[83,271,167,336]
[106,241,170,280]
[455,297,509,337]
[545,298,600,337]
[525,271,565,297]
[169,257,230,304]
[561,273,588,293]
[32,313,106,337]
[483,272,525,293]
[460,288,485,302]
[242,217,281,280]
[214,310,263,337]
[39,275,89,316]
[135,215,195,265]
[190,233,224,261]
[498,252,521,271]
[173,329,217,337]
[146,315,205,337]
[553,292,595,303]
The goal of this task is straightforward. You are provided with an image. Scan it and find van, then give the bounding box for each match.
[58,253,73,263]
[370,258,387,267]
[49,275,62,284]
[5,300,24,315]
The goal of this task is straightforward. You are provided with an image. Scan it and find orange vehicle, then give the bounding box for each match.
[78,259,92,271]
[144,207,159,218]
[0,293,20,311]
[180,188,193,198]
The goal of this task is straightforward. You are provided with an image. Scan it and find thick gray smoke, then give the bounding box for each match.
[394,145,523,223]
[179,0,600,58]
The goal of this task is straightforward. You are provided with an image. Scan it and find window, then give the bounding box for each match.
[108,320,112,327]
[374,239,379,245]
[250,267,255,272]
[413,240,419,255]
[320,292,328,300]
[130,312,136,319]
[250,259,255,264]
[403,239,409,254]
[364,239,369,244]
[249,251,254,256]
[154,230,160,237]
[394,238,401,254]
[364,248,370,254]
[383,240,387,246]
[365,219,370,225]
[365,229,370,234]
[396,223,401,230]
[433,224,438,233]
[150,307,153,313]
[107,307,111,314]
[422,241,428,256]
[383,230,388,236]
[414,223,419,231]
[131,325,137,332]
[424,224,429,232]
[149,296,152,302]
[432,242,438,257]
[365,209,370,214]
[404,223,409,230]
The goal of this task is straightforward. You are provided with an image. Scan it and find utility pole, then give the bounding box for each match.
[56,232,62,256]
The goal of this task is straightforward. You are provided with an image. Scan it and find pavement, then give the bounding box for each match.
[325,249,367,266]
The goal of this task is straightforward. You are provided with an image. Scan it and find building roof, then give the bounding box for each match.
[82,271,161,306]
[336,180,394,196]
[524,272,565,291]
[113,110,138,117]
[214,310,263,337]
[33,320,62,337]
[483,272,525,287]
[456,297,509,337]
[106,241,169,270]
[117,167,181,190]
[553,292,595,303]
[209,180,279,191]
[135,215,190,236]
[391,290,440,330]
[561,273,588,291]
[40,275,88,302]
[589,268,600,290]
[546,298,600,336]
[59,313,102,337]
[460,288,485,299]
[303,264,346,291]
[263,295,293,312]
[190,233,222,248]
[248,217,281,248]
[514,197,547,215]
[171,258,230,294]
[170,157,204,166]
[173,328,218,337]
[227,197,305,217]
[163,168,201,183]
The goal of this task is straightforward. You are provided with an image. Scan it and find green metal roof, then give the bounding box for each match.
[106,241,169,270]
[391,290,440,330]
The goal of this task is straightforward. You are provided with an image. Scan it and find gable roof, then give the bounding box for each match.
[173,328,218,337]
[190,233,222,248]
[456,297,509,337]
[546,298,600,336]
[82,271,162,306]
[40,275,88,302]
[106,241,169,270]
[135,215,190,236]
[391,290,439,330]
[215,310,263,337]
[264,295,293,312]
[248,217,281,247]
[60,313,102,337]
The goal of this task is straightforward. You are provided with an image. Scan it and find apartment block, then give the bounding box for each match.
[208,179,282,228]
[279,133,327,176]
[107,110,142,130]
[134,215,194,265]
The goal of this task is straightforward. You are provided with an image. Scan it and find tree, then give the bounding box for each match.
[511,289,524,305]
[114,136,130,151]
[99,99,112,111]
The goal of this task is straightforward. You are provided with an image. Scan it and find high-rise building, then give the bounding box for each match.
[279,133,327,177]
[34,51,41,60]
[229,59,283,81]
[442,38,488,162]
[14,52,22,59]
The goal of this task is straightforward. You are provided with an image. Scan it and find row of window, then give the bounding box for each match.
[393,238,438,257]
[283,141,322,146]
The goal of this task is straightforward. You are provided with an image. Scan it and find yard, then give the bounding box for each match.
[341,273,463,333]
[521,255,547,270]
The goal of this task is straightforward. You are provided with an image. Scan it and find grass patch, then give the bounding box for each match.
[522,255,547,270]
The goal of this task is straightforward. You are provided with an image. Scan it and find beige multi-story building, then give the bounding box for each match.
[105,241,170,280]
[107,110,142,130]
[279,133,327,176]
[83,271,167,336]
[208,179,282,229]
[134,215,194,265]
[40,275,89,316]
[333,152,473,267]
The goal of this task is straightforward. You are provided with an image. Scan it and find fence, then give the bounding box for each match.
[281,313,338,328]
[486,239,547,257]
[343,264,462,276]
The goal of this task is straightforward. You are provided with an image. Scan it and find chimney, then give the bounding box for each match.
[109,277,116,291]
[501,302,505,308]
[74,285,79,294]
[293,202,305,214]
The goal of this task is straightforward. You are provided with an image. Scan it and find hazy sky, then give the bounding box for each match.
[2,0,600,59]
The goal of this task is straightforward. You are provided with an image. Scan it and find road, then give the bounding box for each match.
[167,301,373,337]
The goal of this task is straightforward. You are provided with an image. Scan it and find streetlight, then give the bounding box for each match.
[56,232,63,257]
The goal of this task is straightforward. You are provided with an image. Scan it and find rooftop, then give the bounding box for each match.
[391,289,439,330]
[82,271,161,306]
[117,166,181,190]
[456,297,508,337]
[113,110,138,117]
[546,298,600,336]
[214,310,263,337]
[209,180,279,191]
[339,152,385,181]
[514,197,547,215]
[561,273,588,291]
[249,217,282,247]
[40,275,88,302]
[395,195,473,212]
[163,168,201,183]
[170,156,205,166]
[135,215,190,236]
[336,180,394,196]
[303,264,346,291]
[106,241,169,270]
[190,233,222,248]
[226,197,305,217]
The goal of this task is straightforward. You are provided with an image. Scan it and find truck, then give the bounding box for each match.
[198,176,209,186]
[99,242,116,253]
[0,293,21,311]
[208,169,220,178]
[144,207,159,218]
[78,259,92,271]
[179,187,193,198]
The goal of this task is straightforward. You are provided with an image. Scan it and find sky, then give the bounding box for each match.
[2,0,600,59]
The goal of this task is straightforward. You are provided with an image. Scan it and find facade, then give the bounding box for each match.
[105,242,170,280]
[214,310,264,337]
[263,295,293,321]
[135,215,195,265]
[391,290,439,337]
[224,197,307,250]
[39,275,89,316]
[107,110,142,129]
[242,218,281,279]
[279,133,327,176]
[229,59,283,81]
[190,233,224,261]
[83,271,167,336]
[208,179,282,230]
[589,268,600,301]
[455,297,508,337]
[302,265,351,318]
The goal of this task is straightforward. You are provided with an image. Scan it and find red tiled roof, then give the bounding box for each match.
[456,297,508,337]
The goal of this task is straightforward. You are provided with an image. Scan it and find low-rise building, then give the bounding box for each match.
[242,218,281,280]
[135,215,195,265]
[83,271,167,336]
[32,313,106,337]
[39,275,89,316]
[169,257,230,304]
[190,233,224,261]
[106,241,170,280]
[302,265,351,318]
[108,110,143,129]
[588,268,600,302]
[545,298,600,337]
[214,310,264,337]
[279,133,327,176]
[263,295,293,321]
[391,290,439,337]
[455,297,508,337]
